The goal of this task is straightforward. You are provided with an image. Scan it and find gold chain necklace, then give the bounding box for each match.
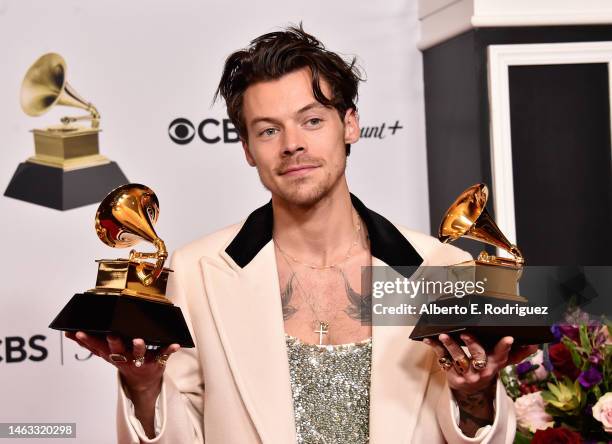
[274,212,363,344]
[274,219,361,270]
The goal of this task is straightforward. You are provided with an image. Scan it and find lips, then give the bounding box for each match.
[280,165,319,175]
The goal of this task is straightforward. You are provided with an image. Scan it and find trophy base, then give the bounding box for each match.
[409,295,554,349]
[4,161,128,210]
[93,259,172,303]
[49,292,195,347]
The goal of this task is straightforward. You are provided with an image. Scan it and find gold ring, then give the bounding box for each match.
[472,358,487,371]
[438,356,453,371]
[133,356,145,368]
[156,354,170,367]
[109,353,128,363]
[453,356,470,374]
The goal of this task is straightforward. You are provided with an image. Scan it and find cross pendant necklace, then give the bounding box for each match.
[313,321,329,345]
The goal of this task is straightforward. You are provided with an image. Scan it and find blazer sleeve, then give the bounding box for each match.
[116,251,205,444]
[433,362,516,444]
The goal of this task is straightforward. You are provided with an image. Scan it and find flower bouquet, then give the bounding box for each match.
[501,308,612,443]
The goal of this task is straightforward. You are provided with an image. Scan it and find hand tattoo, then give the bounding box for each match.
[452,382,496,437]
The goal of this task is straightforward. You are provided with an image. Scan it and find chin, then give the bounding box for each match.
[280,185,329,207]
[260,167,344,207]
[266,179,331,207]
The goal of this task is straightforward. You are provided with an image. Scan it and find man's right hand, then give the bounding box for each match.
[65,331,180,438]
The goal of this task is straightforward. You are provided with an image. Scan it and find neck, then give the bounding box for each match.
[271,180,358,267]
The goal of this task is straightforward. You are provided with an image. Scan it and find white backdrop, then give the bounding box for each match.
[0,0,428,442]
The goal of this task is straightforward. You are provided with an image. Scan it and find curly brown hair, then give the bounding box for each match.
[214,24,364,156]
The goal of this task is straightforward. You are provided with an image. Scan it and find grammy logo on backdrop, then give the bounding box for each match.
[4,53,128,210]
[49,183,194,347]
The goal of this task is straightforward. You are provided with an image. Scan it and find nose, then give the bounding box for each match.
[281,125,305,156]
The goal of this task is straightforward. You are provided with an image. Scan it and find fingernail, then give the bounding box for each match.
[423,338,430,345]
[76,332,86,340]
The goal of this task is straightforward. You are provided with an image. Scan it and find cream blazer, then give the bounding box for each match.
[116,195,516,444]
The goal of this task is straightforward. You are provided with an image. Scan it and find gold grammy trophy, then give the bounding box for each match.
[50,184,194,347]
[4,53,128,210]
[409,183,552,346]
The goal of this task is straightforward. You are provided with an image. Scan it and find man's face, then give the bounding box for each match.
[241,67,359,207]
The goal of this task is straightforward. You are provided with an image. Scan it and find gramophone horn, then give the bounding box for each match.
[439,183,523,263]
[95,184,167,286]
[20,53,100,127]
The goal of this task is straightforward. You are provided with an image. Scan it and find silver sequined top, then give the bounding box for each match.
[285,334,372,444]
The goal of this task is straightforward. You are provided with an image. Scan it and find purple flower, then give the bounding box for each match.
[587,320,601,332]
[551,324,581,342]
[578,367,603,389]
[516,361,534,376]
[551,325,562,342]
[588,350,602,366]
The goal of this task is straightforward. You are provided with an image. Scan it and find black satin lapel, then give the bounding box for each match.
[224,195,423,272]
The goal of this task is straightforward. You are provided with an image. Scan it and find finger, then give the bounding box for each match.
[490,336,514,366]
[132,338,146,359]
[423,338,448,358]
[460,334,487,361]
[439,334,470,375]
[154,343,181,362]
[160,343,181,356]
[65,332,91,354]
[106,335,130,365]
[75,331,109,356]
[439,334,468,361]
[508,344,538,365]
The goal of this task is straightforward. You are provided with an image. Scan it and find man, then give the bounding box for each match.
[67,25,536,443]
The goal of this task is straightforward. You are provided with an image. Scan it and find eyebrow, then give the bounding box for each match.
[248,101,327,127]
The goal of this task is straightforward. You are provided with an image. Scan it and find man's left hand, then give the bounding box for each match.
[424,333,537,394]
[423,333,537,437]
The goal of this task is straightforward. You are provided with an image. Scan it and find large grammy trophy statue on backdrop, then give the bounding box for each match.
[4,53,128,210]
[50,183,194,347]
[410,183,553,347]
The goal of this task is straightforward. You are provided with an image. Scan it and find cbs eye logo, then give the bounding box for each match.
[168,118,196,145]
[168,118,240,145]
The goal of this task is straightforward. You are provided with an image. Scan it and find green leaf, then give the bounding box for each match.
[562,337,584,368]
[546,382,562,398]
[579,324,592,354]
[541,390,554,403]
[592,385,602,399]
[513,431,532,444]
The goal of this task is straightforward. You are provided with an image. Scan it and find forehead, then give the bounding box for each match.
[242,68,332,122]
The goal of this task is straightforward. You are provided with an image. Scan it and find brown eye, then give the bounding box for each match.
[260,128,278,137]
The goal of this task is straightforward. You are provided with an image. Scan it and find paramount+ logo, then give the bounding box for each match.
[168,117,404,145]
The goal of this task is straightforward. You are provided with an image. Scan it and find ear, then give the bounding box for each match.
[343,108,360,145]
[241,138,256,167]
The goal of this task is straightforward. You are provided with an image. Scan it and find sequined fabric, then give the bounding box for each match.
[285,333,372,444]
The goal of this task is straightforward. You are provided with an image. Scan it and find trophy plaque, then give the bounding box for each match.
[4,53,128,210]
[409,183,553,347]
[49,183,194,347]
